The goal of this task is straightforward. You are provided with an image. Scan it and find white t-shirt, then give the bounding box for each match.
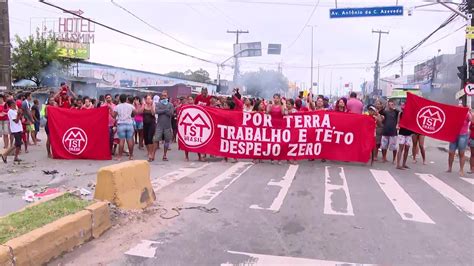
[114,103,135,125]
[8,109,23,133]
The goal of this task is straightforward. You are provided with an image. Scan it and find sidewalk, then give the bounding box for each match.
[0,131,199,216]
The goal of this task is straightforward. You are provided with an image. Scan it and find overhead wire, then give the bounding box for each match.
[382,12,459,69]
[110,0,223,57]
[286,0,321,49]
[37,0,223,66]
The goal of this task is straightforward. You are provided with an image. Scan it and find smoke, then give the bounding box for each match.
[240,68,289,99]
[39,60,69,87]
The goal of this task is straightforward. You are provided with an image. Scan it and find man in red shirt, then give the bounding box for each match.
[194,88,211,106]
[54,82,76,108]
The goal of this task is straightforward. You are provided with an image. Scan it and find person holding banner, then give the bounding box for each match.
[267,93,286,165]
[396,105,413,170]
[447,109,471,177]
[44,97,56,158]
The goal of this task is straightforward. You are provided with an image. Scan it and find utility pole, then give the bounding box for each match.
[227,29,249,85]
[309,25,315,95]
[400,46,404,77]
[465,4,473,107]
[372,29,389,96]
[0,0,11,91]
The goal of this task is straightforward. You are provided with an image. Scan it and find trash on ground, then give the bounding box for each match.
[35,188,60,198]
[43,170,59,175]
[80,188,91,196]
[22,190,35,202]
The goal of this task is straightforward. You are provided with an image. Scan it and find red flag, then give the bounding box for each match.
[399,93,469,142]
[178,106,375,163]
[48,106,111,160]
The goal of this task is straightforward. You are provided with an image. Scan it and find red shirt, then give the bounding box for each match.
[233,95,243,111]
[194,94,211,106]
[56,96,72,109]
[0,103,8,121]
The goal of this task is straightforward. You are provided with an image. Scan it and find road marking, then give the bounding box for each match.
[151,164,210,191]
[250,165,299,212]
[370,170,434,224]
[460,177,474,185]
[416,173,474,220]
[324,166,354,216]
[124,240,161,258]
[185,162,253,205]
[223,251,373,266]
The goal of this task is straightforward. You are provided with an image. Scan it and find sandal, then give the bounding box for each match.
[1,155,7,164]
[162,157,169,161]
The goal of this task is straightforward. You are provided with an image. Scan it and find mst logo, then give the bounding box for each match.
[62,127,88,155]
[178,106,214,148]
[416,106,446,134]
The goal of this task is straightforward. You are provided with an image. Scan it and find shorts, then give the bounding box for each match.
[0,120,9,135]
[26,124,35,132]
[469,138,474,148]
[34,121,40,132]
[449,134,468,152]
[381,135,398,151]
[398,135,412,146]
[12,132,23,148]
[134,121,144,130]
[117,124,134,140]
[154,128,172,143]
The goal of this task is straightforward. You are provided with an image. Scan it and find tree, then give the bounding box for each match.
[11,32,68,87]
[241,69,289,98]
[165,68,211,83]
[190,68,211,83]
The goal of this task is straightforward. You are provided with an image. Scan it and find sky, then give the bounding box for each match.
[8,0,467,95]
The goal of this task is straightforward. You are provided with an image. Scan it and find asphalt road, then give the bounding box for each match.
[48,138,474,266]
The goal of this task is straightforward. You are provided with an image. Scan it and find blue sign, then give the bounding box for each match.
[330,6,404,19]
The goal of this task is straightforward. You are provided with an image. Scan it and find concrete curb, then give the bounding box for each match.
[0,201,111,266]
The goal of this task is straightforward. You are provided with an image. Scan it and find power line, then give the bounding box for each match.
[286,0,321,49]
[421,22,466,48]
[382,12,459,69]
[38,0,221,66]
[110,0,222,57]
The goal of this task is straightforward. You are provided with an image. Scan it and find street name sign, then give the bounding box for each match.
[464,82,474,96]
[466,26,474,40]
[330,6,404,19]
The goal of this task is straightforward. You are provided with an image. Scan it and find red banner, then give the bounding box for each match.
[48,106,111,160]
[178,106,375,163]
[399,93,469,142]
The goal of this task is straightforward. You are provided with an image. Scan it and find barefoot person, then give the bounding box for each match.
[381,99,399,163]
[396,104,412,170]
[1,100,23,164]
[411,133,426,164]
[448,109,471,177]
[113,94,136,160]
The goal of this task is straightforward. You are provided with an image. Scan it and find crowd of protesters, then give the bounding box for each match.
[0,82,472,177]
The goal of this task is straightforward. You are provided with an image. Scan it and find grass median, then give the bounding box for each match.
[0,193,90,244]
